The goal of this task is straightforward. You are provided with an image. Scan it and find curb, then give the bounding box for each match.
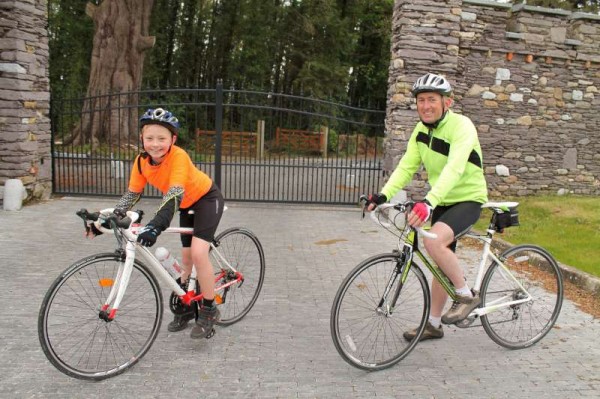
[490,235,600,299]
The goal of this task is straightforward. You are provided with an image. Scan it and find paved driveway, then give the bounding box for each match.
[0,197,598,398]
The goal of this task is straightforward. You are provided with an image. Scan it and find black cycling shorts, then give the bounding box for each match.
[431,201,482,252]
[179,183,224,247]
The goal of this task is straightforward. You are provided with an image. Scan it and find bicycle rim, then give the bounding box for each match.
[38,253,163,380]
[330,254,429,371]
[213,228,265,326]
[481,244,563,349]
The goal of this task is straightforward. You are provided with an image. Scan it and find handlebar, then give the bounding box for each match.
[359,195,437,239]
[77,208,140,231]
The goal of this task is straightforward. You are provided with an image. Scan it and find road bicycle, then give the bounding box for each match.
[38,207,265,381]
[330,197,563,371]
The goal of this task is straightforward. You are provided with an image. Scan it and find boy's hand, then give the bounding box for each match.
[137,224,161,247]
[86,222,104,238]
[84,211,107,238]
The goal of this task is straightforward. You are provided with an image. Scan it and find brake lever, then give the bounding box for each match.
[359,195,368,219]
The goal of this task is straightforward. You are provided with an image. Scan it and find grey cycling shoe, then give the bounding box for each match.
[167,310,195,332]
[190,305,220,339]
[442,293,481,325]
[403,321,444,342]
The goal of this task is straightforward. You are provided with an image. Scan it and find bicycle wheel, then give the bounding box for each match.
[330,253,430,371]
[38,253,163,381]
[480,244,563,349]
[212,228,265,326]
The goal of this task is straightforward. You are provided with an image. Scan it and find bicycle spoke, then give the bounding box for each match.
[331,254,429,371]
[39,254,163,380]
[481,245,563,349]
[212,228,265,326]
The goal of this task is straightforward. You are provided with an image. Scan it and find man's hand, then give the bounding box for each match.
[366,193,387,212]
[407,200,433,227]
[137,224,161,247]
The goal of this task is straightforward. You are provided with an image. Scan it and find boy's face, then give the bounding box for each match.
[416,92,452,125]
[141,124,176,162]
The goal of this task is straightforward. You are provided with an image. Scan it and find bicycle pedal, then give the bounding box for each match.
[455,316,476,329]
[206,328,216,339]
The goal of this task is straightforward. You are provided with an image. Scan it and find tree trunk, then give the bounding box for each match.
[69,0,155,149]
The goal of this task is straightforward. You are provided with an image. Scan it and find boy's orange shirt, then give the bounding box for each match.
[129,145,213,208]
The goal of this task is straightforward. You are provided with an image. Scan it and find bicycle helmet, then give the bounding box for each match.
[139,108,180,135]
[411,73,453,97]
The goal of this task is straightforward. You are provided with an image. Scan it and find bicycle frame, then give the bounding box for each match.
[462,231,533,317]
[98,211,243,321]
[375,203,533,320]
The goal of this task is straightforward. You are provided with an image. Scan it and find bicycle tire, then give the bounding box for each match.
[38,252,163,381]
[212,228,265,326]
[330,253,430,371]
[480,244,563,349]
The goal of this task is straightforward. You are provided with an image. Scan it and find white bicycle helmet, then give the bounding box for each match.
[411,73,453,97]
[140,108,180,134]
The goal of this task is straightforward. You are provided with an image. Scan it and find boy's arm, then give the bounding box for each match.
[147,186,184,231]
[115,190,142,213]
[115,154,146,212]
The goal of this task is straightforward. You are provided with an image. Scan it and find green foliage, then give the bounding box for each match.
[525,0,599,12]
[50,0,393,112]
[475,195,600,278]
[48,0,95,99]
[327,128,338,153]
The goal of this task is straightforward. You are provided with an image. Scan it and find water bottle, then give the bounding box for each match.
[155,247,182,279]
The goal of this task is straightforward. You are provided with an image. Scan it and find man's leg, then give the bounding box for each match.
[424,222,467,295]
[424,220,479,325]
[424,222,466,323]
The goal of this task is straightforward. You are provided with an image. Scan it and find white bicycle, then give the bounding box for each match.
[331,198,564,370]
[38,207,265,380]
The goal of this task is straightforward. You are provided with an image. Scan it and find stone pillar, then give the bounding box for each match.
[384,0,463,197]
[0,0,51,204]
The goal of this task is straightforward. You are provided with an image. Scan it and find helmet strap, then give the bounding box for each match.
[422,109,448,129]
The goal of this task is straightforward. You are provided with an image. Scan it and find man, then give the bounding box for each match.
[367,73,488,341]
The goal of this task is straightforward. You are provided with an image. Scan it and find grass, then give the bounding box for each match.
[474,195,600,278]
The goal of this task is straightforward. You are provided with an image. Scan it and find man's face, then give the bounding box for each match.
[416,92,447,124]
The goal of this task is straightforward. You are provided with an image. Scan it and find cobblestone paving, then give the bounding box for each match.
[1,197,598,398]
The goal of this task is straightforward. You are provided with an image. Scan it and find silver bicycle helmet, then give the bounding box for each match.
[140,108,180,134]
[411,73,453,97]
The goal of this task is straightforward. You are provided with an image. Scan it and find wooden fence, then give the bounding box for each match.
[274,127,327,156]
[195,127,382,158]
[196,130,259,157]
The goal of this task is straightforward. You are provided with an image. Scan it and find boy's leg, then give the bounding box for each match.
[190,237,220,339]
[167,249,196,332]
[166,210,196,333]
[185,184,224,338]
[190,238,214,301]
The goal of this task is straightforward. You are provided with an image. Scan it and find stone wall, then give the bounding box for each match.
[386,0,600,199]
[0,0,51,203]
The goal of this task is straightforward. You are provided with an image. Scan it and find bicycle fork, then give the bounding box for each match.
[99,240,186,321]
[376,250,410,317]
[99,241,137,321]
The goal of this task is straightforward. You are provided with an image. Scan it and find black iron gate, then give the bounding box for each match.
[51,82,386,205]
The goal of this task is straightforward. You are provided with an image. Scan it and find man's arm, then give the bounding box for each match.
[381,128,422,200]
[425,118,478,207]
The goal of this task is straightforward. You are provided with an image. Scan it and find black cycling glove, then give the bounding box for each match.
[367,193,387,207]
[137,224,161,247]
